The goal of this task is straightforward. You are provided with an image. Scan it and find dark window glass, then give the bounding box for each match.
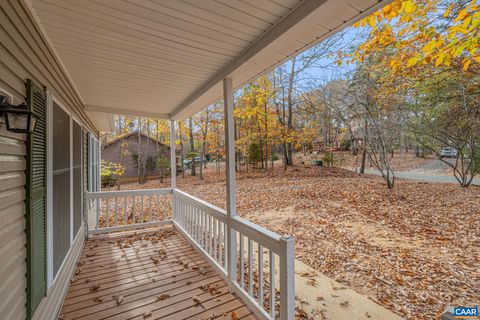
[52,103,70,277]
[73,121,82,236]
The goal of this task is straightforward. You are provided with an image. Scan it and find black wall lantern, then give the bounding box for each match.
[0,95,37,133]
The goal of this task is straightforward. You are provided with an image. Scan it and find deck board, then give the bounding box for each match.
[59,226,257,320]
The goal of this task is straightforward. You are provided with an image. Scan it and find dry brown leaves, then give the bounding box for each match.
[120,165,479,320]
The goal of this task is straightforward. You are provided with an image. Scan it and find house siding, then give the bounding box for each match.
[0,127,27,320]
[0,1,97,319]
[102,133,170,179]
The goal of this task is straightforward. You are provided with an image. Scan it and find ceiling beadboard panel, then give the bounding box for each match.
[29,0,390,126]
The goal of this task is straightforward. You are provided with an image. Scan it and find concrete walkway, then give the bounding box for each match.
[294,259,404,319]
[346,168,480,185]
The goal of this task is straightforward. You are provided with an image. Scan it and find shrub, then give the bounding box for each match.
[322,151,335,166]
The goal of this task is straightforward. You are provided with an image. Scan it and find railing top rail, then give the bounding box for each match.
[174,188,227,214]
[86,188,173,199]
[231,215,283,252]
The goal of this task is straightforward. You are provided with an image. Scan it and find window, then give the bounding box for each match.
[48,98,91,282]
[88,135,100,192]
[72,120,82,235]
[51,102,71,277]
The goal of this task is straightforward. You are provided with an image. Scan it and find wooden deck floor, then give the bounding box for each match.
[59,226,256,320]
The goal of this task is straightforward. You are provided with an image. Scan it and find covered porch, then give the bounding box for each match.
[78,186,293,319]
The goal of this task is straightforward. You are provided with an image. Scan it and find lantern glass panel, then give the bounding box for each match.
[6,111,29,131]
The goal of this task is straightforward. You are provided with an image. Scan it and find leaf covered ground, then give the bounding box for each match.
[116,166,480,319]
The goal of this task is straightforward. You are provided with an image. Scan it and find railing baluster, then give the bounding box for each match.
[105,198,109,227]
[208,215,213,255]
[205,214,208,252]
[213,218,218,261]
[123,196,127,224]
[269,250,275,318]
[141,195,144,223]
[240,233,244,288]
[148,195,151,222]
[114,197,118,226]
[204,211,208,250]
[156,193,160,221]
[132,196,135,223]
[197,208,201,243]
[248,238,253,295]
[95,198,99,230]
[223,222,227,269]
[201,210,205,248]
[258,244,264,306]
[190,203,193,234]
[193,205,196,235]
[218,221,223,267]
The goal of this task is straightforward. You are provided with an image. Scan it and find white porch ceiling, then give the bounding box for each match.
[29,0,390,128]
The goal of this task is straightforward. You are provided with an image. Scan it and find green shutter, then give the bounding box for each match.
[26,79,47,319]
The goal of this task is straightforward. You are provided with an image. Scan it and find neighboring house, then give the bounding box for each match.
[102,132,170,179]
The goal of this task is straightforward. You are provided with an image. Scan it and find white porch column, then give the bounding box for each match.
[223,77,237,288]
[169,120,176,189]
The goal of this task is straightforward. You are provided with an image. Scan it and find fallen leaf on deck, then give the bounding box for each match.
[157,294,170,301]
[192,296,201,305]
[116,295,124,305]
[90,283,101,292]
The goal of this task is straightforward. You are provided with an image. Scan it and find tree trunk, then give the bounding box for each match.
[360,120,368,174]
[286,57,296,166]
[189,117,196,176]
[179,125,185,178]
[199,141,206,180]
[264,102,269,170]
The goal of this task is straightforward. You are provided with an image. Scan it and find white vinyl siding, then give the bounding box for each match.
[0,126,27,320]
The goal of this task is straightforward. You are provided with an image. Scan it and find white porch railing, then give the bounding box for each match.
[173,189,294,320]
[85,188,294,320]
[85,188,173,235]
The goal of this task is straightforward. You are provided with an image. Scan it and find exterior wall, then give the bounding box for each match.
[0,1,97,319]
[31,224,85,320]
[102,134,170,178]
[0,126,28,320]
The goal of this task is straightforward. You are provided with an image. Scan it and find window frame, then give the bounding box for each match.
[46,94,87,287]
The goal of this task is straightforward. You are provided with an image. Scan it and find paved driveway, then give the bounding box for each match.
[348,168,480,185]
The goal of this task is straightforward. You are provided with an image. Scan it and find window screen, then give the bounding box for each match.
[73,120,82,236]
[89,136,100,192]
[52,103,71,277]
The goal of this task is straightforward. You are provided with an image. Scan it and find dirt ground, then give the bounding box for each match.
[115,166,480,320]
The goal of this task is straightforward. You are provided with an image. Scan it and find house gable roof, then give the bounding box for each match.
[105,132,170,148]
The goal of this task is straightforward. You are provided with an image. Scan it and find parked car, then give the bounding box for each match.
[440,147,458,158]
[183,156,204,168]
